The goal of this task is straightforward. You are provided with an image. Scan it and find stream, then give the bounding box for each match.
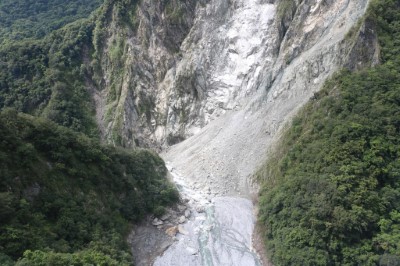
[153,164,262,266]
[132,0,370,264]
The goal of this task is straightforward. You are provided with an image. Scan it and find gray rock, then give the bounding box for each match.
[165,226,178,237]
[186,247,198,255]
[152,218,163,226]
[195,205,205,213]
[178,216,186,224]
[178,225,188,235]
[160,213,171,221]
[184,209,191,218]
[177,205,187,212]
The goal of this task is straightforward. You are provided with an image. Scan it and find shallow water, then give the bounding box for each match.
[153,166,261,266]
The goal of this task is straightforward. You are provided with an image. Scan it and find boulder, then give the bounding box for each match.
[185,209,191,218]
[177,204,187,212]
[186,247,198,255]
[178,225,189,235]
[178,215,186,224]
[152,218,163,226]
[165,226,178,237]
[196,205,205,213]
[160,213,171,221]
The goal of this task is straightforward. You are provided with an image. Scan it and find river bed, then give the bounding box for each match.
[153,165,261,266]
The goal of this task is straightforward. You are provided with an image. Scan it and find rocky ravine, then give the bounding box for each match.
[95,0,376,265]
[162,0,375,197]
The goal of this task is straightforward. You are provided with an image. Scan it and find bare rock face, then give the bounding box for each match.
[90,0,374,156]
[162,0,374,198]
[90,0,198,148]
[115,1,375,265]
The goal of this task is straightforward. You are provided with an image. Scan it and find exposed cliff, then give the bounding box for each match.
[88,1,375,153]
[88,0,198,148]
[0,0,374,154]
[160,0,375,197]
[0,0,382,265]
[93,0,375,154]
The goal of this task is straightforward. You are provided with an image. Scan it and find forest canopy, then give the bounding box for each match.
[0,109,179,265]
[258,0,400,265]
[0,0,103,44]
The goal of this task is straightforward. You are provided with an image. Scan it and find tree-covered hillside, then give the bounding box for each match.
[0,1,181,265]
[0,109,178,265]
[0,0,103,44]
[258,0,400,265]
[0,18,98,137]
[0,0,139,142]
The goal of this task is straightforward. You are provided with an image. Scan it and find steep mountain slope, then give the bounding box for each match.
[151,0,374,265]
[0,0,374,154]
[258,1,400,264]
[88,0,199,147]
[0,0,102,43]
[0,109,178,265]
[0,0,388,265]
[163,0,373,197]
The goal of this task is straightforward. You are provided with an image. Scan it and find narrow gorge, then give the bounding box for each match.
[2,0,398,265]
[95,0,374,265]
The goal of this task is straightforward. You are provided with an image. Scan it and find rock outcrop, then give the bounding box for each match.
[87,0,376,197]
[90,0,198,148]
[90,0,375,156]
[110,0,377,264]
[162,0,375,197]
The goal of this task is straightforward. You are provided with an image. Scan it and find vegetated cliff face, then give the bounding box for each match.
[89,0,199,148]
[91,0,374,195]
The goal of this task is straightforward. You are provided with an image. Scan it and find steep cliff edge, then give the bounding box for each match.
[88,0,375,197]
[161,0,374,197]
[89,0,198,148]
[94,0,375,152]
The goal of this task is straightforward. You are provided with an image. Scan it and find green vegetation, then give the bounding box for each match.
[0,0,102,44]
[0,109,179,264]
[258,0,400,265]
[0,0,156,147]
[0,0,181,265]
[276,0,297,19]
[0,18,98,137]
[0,0,141,139]
[165,1,185,25]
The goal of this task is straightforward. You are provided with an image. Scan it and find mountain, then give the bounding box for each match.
[258,1,400,264]
[0,0,102,44]
[0,0,399,265]
[0,109,178,265]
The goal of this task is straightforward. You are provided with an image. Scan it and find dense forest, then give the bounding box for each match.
[0,0,102,44]
[0,18,98,137]
[0,0,179,265]
[258,0,400,265]
[0,109,178,265]
[0,0,139,143]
